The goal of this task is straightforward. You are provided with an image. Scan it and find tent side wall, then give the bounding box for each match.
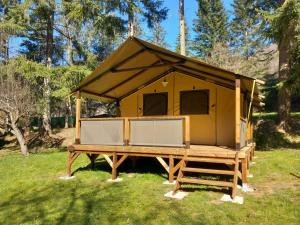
[120,71,236,147]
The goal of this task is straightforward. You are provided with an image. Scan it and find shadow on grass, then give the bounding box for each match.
[254,114,300,150]
[0,178,205,225]
[73,157,168,180]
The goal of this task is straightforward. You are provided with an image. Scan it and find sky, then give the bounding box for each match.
[10,0,234,56]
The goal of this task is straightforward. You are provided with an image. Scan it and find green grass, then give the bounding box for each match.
[0,149,299,225]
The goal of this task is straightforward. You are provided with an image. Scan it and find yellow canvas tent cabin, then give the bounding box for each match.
[67,37,263,198]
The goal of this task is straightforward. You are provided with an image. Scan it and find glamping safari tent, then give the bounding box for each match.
[67,37,263,198]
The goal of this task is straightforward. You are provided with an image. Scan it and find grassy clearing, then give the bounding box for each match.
[0,149,299,225]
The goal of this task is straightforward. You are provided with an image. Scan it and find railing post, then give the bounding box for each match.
[235,78,241,150]
[124,117,129,145]
[75,91,81,144]
[185,116,190,149]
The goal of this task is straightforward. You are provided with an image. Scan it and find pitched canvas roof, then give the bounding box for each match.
[74,37,263,105]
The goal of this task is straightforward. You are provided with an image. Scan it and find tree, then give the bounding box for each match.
[0,0,22,64]
[193,0,229,58]
[148,20,167,48]
[179,0,185,55]
[18,0,58,135]
[0,60,36,155]
[262,0,300,130]
[205,42,268,78]
[51,65,91,128]
[231,0,265,58]
[113,0,168,37]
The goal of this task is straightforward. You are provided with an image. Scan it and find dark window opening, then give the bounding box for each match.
[143,92,168,116]
[180,90,209,115]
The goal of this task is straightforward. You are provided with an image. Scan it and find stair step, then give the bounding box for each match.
[179,177,233,187]
[186,157,236,164]
[182,167,235,175]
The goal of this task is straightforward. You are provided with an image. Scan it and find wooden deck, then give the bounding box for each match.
[67,142,255,186]
[69,143,251,159]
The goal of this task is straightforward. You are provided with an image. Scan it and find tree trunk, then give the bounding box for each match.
[277,0,292,131]
[128,6,134,36]
[11,122,29,156]
[179,0,186,56]
[4,34,9,64]
[43,7,54,135]
[64,96,72,128]
[67,37,74,66]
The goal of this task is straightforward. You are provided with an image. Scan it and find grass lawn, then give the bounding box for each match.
[0,149,299,225]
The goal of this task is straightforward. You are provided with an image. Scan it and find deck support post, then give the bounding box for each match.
[87,154,98,169]
[169,155,174,183]
[112,152,118,180]
[75,91,81,144]
[235,78,241,150]
[231,152,239,199]
[67,151,80,176]
[241,158,248,184]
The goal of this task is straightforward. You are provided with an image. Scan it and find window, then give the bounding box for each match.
[180,90,209,115]
[143,92,168,116]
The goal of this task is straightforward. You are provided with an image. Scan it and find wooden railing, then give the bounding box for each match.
[79,116,190,148]
[240,118,247,148]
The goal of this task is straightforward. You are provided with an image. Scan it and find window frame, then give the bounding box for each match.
[143,92,168,116]
[180,90,210,115]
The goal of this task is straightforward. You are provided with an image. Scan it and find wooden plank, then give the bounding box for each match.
[171,160,183,174]
[75,91,81,144]
[103,154,113,168]
[186,157,236,164]
[247,80,256,122]
[67,152,80,176]
[169,155,174,183]
[179,177,233,187]
[182,167,235,175]
[185,116,190,148]
[116,154,128,168]
[235,78,241,150]
[231,152,239,199]
[112,152,117,180]
[70,144,247,159]
[173,158,186,194]
[156,157,169,173]
[124,117,130,145]
[80,115,188,121]
[241,158,248,184]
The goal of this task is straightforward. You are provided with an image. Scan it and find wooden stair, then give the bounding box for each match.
[173,152,240,199]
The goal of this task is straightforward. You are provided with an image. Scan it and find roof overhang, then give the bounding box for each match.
[73,37,262,106]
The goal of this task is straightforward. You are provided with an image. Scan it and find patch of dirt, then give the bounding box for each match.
[248,176,300,197]
[53,128,75,147]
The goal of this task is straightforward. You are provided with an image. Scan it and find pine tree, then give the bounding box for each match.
[261,0,300,130]
[0,0,22,64]
[193,0,229,58]
[113,0,168,37]
[149,21,167,48]
[231,0,264,58]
